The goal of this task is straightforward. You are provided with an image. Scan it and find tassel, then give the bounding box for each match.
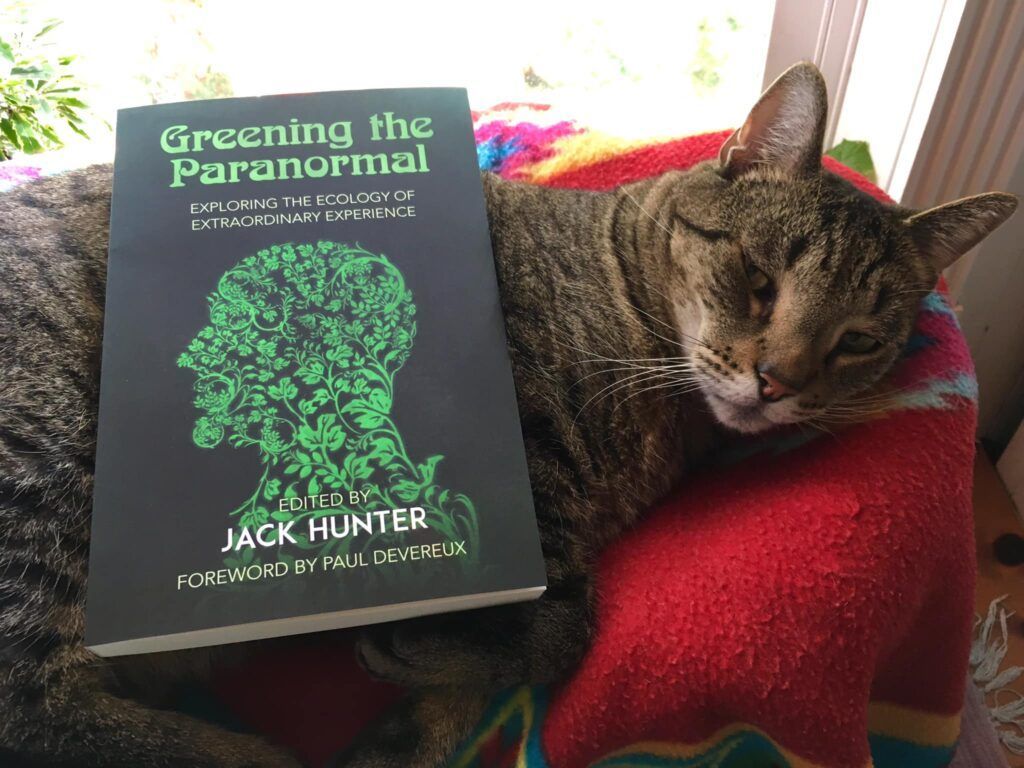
[985,665,1024,693]
[970,596,1024,754]
[971,596,1012,683]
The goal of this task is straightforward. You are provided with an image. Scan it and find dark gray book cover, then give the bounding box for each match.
[85,88,545,656]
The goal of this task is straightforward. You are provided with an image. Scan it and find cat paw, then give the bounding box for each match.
[354,625,452,687]
[355,623,519,688]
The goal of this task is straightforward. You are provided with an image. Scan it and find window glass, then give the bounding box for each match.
[17,0,776,162]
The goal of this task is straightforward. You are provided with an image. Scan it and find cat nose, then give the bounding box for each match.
[756,364,799,402]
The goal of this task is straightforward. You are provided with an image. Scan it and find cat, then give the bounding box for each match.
[0,62,1016,767]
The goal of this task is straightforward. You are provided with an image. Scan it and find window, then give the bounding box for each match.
[5,0,975,201]
[18,0,776,157]
[832,0,965,198]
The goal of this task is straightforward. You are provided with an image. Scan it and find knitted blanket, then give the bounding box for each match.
[2,105,977,768]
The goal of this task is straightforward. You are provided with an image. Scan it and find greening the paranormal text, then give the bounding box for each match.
[161,112,435,188]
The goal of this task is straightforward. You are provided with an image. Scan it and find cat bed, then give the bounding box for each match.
[3,106,978,768]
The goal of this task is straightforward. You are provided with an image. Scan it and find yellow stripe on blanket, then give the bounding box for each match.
[450,686,538,768]
[866,701,961,748]
[602,704,960,768]
[593,726,857,768]
[446,684,960,768]
[518,132,667,184]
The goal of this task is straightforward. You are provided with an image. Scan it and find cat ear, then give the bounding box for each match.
[719,61,828,179]
[903,192,1018,271]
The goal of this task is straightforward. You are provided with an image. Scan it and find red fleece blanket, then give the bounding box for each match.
[206,106,977,768]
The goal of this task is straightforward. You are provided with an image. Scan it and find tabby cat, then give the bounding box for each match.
[0,63,1016,767]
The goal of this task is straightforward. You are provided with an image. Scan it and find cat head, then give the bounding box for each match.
[662,61,1017,433]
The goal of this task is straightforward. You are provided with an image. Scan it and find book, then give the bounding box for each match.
[84,88,546,657]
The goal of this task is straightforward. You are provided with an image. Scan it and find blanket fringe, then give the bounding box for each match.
[970,595,1024,753]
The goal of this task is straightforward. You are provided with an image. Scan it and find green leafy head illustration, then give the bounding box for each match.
[177,241,477,564]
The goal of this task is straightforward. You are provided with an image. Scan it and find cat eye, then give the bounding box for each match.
[746,263,771,292]
[744,258,775,322]
[836,331,881,354]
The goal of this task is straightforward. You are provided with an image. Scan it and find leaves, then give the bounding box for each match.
[417,455,443,486]
[343,452,373,482]
[267,377,298,402]
[345,403,384,429]
[33,20,63,39]
[826,139,877,184]
[192,417,224,449]
[393,479,421,503]
[366,436,397,465]
[262,478,281,500]
[224,546,257,570]
[390,455,444,503]
[296,359,325,384]
[0,14,97,159]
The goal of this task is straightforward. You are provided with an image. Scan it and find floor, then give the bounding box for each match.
[973,450,1024,767]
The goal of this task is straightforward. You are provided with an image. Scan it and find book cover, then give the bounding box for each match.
[84,88,545,656]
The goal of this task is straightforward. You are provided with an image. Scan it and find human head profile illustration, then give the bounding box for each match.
[177,240,478,563]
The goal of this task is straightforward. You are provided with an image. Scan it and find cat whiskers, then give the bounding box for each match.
[558,340,691,370]
[638,277,714,353]
[615,292,710,354]
[560,339,704,410]
[557,339,693,377]
[622,188,674,238]
[802,418,836,437]
[571,360,694,386]
[811,385,913,424]
[610,375,705,416]
[577,362,700,408]
[549,278,711,423]
[552,299,709,396]
[559,260,711,356]
[568,357,702,425]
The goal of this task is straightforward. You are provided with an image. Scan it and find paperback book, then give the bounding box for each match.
[85,88,546,656]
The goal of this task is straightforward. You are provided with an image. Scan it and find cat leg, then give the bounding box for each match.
[329,687,491,768]
[354,569,594,689]
[343,578,591,768]
[1,650,301,768]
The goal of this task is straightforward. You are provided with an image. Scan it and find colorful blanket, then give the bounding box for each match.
[2,104,977,768]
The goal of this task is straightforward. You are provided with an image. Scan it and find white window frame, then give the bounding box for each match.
[763,0,868,149]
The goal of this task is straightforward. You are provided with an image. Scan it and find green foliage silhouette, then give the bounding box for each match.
[177,241,478,568]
